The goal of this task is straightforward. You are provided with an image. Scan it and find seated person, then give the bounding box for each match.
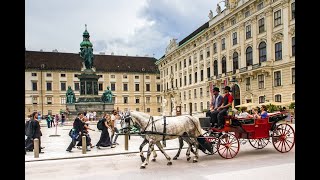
[236,107,253,119]
[254,105,268,119]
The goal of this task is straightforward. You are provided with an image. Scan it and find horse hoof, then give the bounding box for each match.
[187,157,191,161]
[167,162,172,165]
[173,157,178,160]
[140,156,146,162]
[193,159,198,163]
[152,159,156,162]
[140,166,146,169]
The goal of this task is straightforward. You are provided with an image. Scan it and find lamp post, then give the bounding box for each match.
[142,68,145,112]
[40,64,45,118]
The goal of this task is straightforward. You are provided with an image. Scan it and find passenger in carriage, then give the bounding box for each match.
[235,107,253,118]
[206,87,223,127]
[253,105,268,119]
[215,86,233,129]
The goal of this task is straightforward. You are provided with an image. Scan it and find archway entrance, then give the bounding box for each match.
[232,84,240,107]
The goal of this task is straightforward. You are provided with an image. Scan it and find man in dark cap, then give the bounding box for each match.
[216,86,234,129]
[206,87,223,127]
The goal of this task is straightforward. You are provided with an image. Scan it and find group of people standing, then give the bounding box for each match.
[66,110,120,152]
[25,112,44,154]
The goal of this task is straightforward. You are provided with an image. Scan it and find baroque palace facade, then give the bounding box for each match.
[157,0,295,116]
[25,51,161,117]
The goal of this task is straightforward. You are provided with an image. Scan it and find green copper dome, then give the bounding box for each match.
[80,40,92,47]
[80,24,93,47]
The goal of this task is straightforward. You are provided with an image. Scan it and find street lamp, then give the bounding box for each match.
[40,64,45,118]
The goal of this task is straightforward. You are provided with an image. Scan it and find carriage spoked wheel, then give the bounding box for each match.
[249,138,269,149]
[217,132,240,159]
[271,123,295,153]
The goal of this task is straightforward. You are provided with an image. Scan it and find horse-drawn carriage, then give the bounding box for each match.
[198,111,295,159]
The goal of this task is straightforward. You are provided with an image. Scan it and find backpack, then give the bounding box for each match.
[97,118,105,130]
[69,128,79,140]
[25,120,34,138]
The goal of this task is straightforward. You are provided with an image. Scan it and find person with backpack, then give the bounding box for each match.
[66,112,86,152]
[96,113,114,149]
[25,112,43,153]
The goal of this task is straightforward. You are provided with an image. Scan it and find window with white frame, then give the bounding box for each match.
[46,82,52,91]
[184,91,186,100]
[221,38,226,50]
[157,96,161,103]
[274,71,281,86]
[32,81,37,91]
[194,103,197,112]
[200,50,203,60]
[123,83,128,91]
[275,42,282,60]
[98,83,103,91]
[111,75,115,78]
[124,97,128,104]
[292,68,295,84]
[147,108,150,112]
[111,83,116,91]
[75,82,80,91]
[232,32,237,45]
[194,89,197,98]
[275,94,281,102]
[200,102,203,112]
[258,74,264,89]
[259,96,265,103]
[200,88,203,97]
[61,97,66,104]
[146,97,150,104]
[184,104,186,112]
[274,10,281,26]
[213,43,217,53]
[246,77,251,91]
[31,73,37,76]
[258,18,265,33]
[32,97,38,104]
[47,97,52,104]
[189,90,191,99]
[246,25,251,39]
[206,47,210,57]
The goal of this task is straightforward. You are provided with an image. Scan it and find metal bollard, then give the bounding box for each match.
[125,133,129,150]
[82,136,86,154]
[34,138,39,158]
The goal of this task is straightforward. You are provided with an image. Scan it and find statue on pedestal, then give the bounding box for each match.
[79,24,94,70]
[66,86,76,104]
[101,86,113,103]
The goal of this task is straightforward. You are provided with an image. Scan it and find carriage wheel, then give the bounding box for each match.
[217,133,240,159]
[272,123,295,153]
[249,138,269,149]
[201,132,218,155]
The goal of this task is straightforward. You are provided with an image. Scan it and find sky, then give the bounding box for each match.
[26,0,226,59]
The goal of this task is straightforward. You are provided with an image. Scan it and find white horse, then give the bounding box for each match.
[129,111,203,169]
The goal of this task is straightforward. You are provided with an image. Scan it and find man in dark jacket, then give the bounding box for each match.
[25,112,43,153]
[66,112,85,152]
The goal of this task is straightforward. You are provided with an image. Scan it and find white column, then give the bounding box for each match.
[251,16,258,65]
[240,23,246,68]
[265,8,273,61]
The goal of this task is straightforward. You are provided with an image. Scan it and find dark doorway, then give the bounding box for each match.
[232,84,240,107]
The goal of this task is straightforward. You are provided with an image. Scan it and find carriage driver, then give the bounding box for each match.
[215,86,234,129]
[206,87,223,127]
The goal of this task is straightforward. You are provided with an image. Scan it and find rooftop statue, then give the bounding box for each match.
[80,24,94,69]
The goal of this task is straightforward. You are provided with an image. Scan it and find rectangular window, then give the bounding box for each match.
[246,77,251,91]
[111,83,116,91]
[46,82,52,91]
[47,97,52,105]
[292,68,295,84]
[274,10,281,26]
[111,75,115,78]
[275,95,282,102]
[98,83,103,91]
[220,25,224,32]
[179,61,182,70]
[189,74,192,85]
[184,59,186,68]
[207,67,210,78]
[275,42,282,60]
[123,83,128,91]
[190,56,193,65]
[146,84,150,91]
[206,86,209,97]
[200,102,203,112]
[206,47,210,57]
[123,74,127,79]
[246,25,251,39]
[200,88,203,97]
[188,90,192,99]
[258,74,264,89]
[291,2,295,19]
[184,91,186,100]
[135,98,140,104]
[184,76,187,86]
[157,108,161,112]
[60,82,66,91]
[194,103,197,112]
[232,32,237,45]
[194,89,197,98]
[200,70,204,81]
[213,43,217,53]
[135,84,139,91]
[146,76,150,79]
[74,82,80,91]
[194,72,197,83]
[221,38,225,50]
[274,71,282,86]
[46,73,51,77]
[175,63,177,71]
[147,108,150,113]
[124,97,128,104]
[180,78,182,87]
[74,74,78,78]
[32,97,38,104]
[259,96,265,104]
[200,50,203,60]
[258,18,265,33]
[292,37,295,56]
[231,18,236,25]
[60,74,66,77]
[157,96,161,103]
[135,76,139,79]
[257,2,264,10]
[245,11,250,18]
[156,75,160,79]
[61,97,66,105]
[157,84,160,91]
[184,104,186,112]
[32,73,37,76]
[146,97,150,104]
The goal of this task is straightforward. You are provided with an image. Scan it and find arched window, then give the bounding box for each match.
[214,60,218,76]
[259,42,267,63]
[222,57,226,74]
[246,46,253,66]
[233,52,239,72]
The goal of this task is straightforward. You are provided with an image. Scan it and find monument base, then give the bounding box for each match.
[66,102,114,120]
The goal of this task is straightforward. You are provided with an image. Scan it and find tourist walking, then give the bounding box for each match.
[96,113,114,149]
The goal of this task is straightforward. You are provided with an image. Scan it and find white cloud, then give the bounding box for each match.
[26,0,223,59]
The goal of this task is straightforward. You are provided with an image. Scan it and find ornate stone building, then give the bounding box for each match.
[25,51,161,118]
[157,0,295,116]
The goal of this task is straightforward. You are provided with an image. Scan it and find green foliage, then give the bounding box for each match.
[266,104,280,112]
[289,102,295,110]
